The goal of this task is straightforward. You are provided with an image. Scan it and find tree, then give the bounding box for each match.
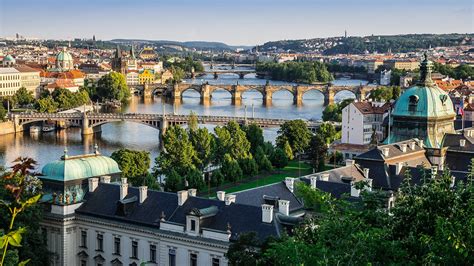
[163,169,183,192]
[238,158,259,177]
[188,111,198,131]
[306,134,327,171]
[317,122,339,144]
[13,87,34,107]
[170,66,185,83]
[221,154,243,183]
[0,157,44,266]
[111,149,151,187]
[210,169,225,187]
[35,96,58,113]
[96,72,130,102]
[270,148,288,169]
[276,120,311,155]
[226,232,268,266]
[0,104,6,122]
[255,147,273,172]
[155,126,197,177]
[322,98,354,122]
[283,141,294,161]
[214,121,251,162]
[190,128,214,171]
[243,123,264,155]
[184,168,205,189]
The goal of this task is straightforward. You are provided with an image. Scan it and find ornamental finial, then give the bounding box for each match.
[94,143,100,155]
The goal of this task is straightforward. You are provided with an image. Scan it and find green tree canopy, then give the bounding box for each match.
[276,120,311,155]
[306,134,327,172]
[13,87,34,107]
[243,123,265,155]
[34,96,58,113]
[111,149,151,186]
[190,127,215,170]
[96,72,130,102]
[270,148,288,169]
[221,154,243,183]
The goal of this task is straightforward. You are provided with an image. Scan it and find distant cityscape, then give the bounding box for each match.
[0,9,474,266]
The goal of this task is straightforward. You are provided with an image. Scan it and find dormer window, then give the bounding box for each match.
[191,220,196,231]
[408,95,419,112]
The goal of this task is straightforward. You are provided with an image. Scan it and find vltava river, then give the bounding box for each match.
[0,68,368,169]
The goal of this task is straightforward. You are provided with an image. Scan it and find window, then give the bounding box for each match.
[169,249,176,266]
[114,237,121,255]
[190,220,196,231]
[212,258,220,266]
[190,253,197,266]
[150,244,157,263]
[408,95,419,112]
[80,259,87,266]
[131,241,138,259]
[96,233,103,251]
[80,230,87,248]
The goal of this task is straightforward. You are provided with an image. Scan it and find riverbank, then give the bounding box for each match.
[0,121,15,135]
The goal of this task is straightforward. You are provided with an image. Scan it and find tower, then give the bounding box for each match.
[387,52,456,148]
[111,45,127,75]
[345,30,347,38]
[127,45,138,71]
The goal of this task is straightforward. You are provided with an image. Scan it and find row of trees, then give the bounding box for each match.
[163,56,204,83]
[368,86,401,102]
[322,98,354,122]
[227,164,474,265]
[82,72,130,102]
[154,116,290,192]
[256,61,333,84]
[433,62,473,80]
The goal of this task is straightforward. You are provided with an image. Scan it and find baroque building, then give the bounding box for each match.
[387,53,456,148]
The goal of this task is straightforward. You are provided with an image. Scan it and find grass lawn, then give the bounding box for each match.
[200,161,313,198]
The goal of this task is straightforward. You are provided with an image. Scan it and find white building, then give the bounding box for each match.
[0,68,21,97]
[39,151,285,266]
[126,71,139,86]
[341,101,390,146]
[15,65,41,98]
[380,69,391,86]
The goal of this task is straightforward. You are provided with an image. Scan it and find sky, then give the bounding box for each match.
[0,0,472,45]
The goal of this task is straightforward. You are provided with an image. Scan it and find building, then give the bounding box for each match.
[0,68,21,97]
[127,46,138,71]
[387,54,456,148]
[380,69,391,85]
[139,47,157,60]
[384,59,420,71]
[138,69,155,85]
[39,150,286,266]
[111,46,127,75]
[126,70,139,86]
[341,101,390,145]
[141,61,163,72]
[366,59,384,74]
[2,54,16,67]
[15,65,41,97]
[161,70,173,84]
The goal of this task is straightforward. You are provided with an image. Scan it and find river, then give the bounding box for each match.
[0,65,368,169]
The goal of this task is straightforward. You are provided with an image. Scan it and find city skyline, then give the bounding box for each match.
[1,0,472,45]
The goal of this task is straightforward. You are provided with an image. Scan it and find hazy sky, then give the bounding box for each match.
[1,0,472,45]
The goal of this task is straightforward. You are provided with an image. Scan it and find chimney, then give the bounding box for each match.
[139,186,148,204]
[100,175,111,183]
[177,190,188,206]
[278,200,290,216]
[261,204,274,223]
[285,177,295,193]
[121,177,127,184]
[450,176,456,188]
[216,191,226,201]
[345,159,355,166]
[460,139,466,147]
[409,141,416,150]
[363,168,370,179]
[224,195,236,205]
[350,181,360,197]
[431,165,438,177]
[418,139,424,148]
[120,181,128,200]
[395,162,403,175]
[365,178,373,192]
[188,188,197,197]
[320,173,330,181]
[310,176,317,189]
[400,144,407,152]
[88,178,99,192]
[381,147,389,157]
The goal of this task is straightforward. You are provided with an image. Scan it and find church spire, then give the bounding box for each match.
[417,52,434,87]
[130,45,136,59]
[115,45,122,58]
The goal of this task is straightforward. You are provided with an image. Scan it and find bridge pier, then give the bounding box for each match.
[324,88,335,106]
[239,73,245,79]
[201,84,211,106]
[13,115,24,133]
[143,83,153,98]
[214,72,218,79]
[263,90,273,106]
[294,86,303,106]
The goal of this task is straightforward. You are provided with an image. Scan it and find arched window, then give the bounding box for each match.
[408,95,419,112]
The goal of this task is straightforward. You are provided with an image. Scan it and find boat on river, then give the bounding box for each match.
[30,126,41,134]
[42,125,56,132]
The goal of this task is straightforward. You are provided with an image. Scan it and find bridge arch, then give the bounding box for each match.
[88,119,162,131]
[333,89,358,101]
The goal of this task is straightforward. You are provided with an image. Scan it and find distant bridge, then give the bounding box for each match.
[198,69,256,79]
[163,83,376,106]
[10,112,325,136]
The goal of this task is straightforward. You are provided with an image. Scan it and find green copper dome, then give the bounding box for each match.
[41,152,121,182]
[392,85,455,118]
[56,49,73,62]
[3,54,15,62]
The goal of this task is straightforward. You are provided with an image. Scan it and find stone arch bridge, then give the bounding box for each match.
[10,112,324,136]
[166,83,377,106]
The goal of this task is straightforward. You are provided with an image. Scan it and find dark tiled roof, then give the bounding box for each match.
[315,181,351,198]
[167,196,279,241]
[76,183,280,242]
[356,138,425,162]
[232,182,303,212]
[77,184,178,227]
